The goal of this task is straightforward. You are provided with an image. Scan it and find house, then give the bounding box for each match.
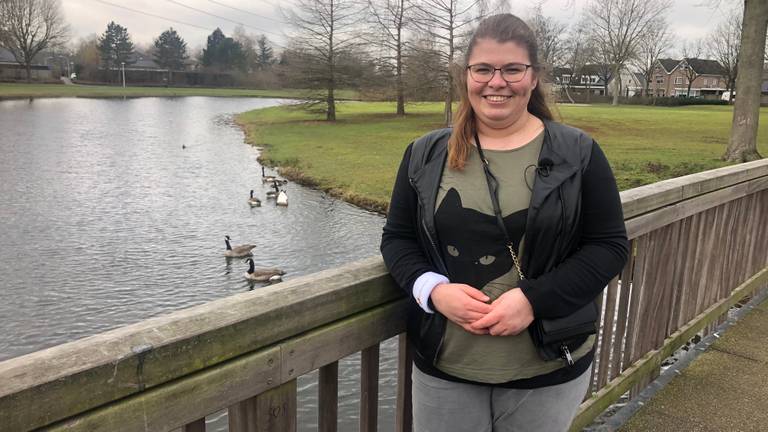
[551,65,608,96]
[607,70,645,97]
[0,47,53,81]
[649,58,727,99]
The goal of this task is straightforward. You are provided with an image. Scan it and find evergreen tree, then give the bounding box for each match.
[255,35,275,70]
[153,28,188,70]
[97,21,134,80]
[201,28,246,72]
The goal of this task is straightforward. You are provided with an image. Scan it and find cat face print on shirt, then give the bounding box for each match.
[435,188,527,290]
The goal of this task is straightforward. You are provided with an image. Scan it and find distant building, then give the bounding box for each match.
[0,47,53,81]
[649,58,727,99]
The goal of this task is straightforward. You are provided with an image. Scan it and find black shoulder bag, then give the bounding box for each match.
[474,132,597,366]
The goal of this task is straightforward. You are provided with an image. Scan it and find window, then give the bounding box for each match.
[675,77,683,85]
[656,75,664,84]
[592,76,598,84]
[562,75,570,83]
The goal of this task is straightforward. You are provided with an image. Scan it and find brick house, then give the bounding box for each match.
[649,57,727,99]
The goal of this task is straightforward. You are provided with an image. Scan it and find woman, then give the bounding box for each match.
[380,14,629,432]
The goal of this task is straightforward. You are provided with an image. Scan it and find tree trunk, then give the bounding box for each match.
[723,0,767,162]
[396,24,405,116]
[444,27,455,126]
[611,65,621,106]
[25,62,32,83]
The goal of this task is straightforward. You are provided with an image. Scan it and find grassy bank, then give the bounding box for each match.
[0,83,359,100]
[237,102,767,212]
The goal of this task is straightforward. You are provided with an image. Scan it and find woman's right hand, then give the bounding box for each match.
[430,283,493,335]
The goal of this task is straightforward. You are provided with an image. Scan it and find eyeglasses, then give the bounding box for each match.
[467,63,532,84]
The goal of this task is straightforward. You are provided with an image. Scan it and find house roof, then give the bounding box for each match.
[0,47,18,63]
[658,58,679,73]
[683,58,725,75]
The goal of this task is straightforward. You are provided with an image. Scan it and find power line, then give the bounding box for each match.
[205,0,284,24]
[91,0,215,31]
[163,0,283,38]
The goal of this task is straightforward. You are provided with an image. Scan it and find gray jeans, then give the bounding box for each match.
[412,364,592,432]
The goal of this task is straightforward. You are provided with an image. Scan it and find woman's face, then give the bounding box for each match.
[466,38,538,131]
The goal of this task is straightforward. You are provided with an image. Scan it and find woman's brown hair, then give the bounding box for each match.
[448,13,554,170]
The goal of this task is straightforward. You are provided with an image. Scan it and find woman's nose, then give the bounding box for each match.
[487,70,508,87]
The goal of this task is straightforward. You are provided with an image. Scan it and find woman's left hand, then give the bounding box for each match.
[469,288,534,336]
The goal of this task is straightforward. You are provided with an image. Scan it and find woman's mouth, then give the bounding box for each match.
[483,95,512,103]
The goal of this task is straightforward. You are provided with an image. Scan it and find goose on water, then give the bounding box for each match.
[243,258,285,282]
[266,181,279,199]
[276,190,288,206]
[248,190,262,207]
[261,166,287,185]
[224,235,256,257]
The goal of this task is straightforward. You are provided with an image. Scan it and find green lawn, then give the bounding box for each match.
[0,83,359,100]
[236,102,767,212]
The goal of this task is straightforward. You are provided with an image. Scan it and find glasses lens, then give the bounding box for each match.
[469,64,493,82]
[502,65,527,83]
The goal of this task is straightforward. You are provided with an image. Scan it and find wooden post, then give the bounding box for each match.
[182,418,206,432]
[360,344,380,432]
[319,362,338,432]
[228,380,297,432]
[396,333,413,432]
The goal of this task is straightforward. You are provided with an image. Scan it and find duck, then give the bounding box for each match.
[224,235,256,257]
[276,190,288,206]
[248,190,261,207]
[261,166,287,185]
[243,258,285,282]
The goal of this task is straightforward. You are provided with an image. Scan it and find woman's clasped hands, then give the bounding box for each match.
[430,283,534,336]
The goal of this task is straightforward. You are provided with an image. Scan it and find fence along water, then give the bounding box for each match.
[1,159,767,432]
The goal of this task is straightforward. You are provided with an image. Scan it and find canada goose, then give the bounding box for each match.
[276,190,288,206]
[224,235,256,257]
[261,166,287,185]
[266,181,279,199]
[243,258,285,282]
[248,190,261,207]
[182,144,186,149]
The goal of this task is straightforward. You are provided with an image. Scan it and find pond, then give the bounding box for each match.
[0,96,395,431]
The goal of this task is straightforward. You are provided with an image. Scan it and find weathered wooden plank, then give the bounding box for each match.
[571,265,768,432]
[619,159,768,219]
[610,242,634,380]
[254,380,297,432]
[597,278,619,389]
[395,334,413,432]
[280,300,407,383]
[0,256,402,432]
[182,418,206,432]
[624,175,768,239]
[318,362,338,432]
[360,344,380,432]
[36,300,408,432]
[45,346,281,432]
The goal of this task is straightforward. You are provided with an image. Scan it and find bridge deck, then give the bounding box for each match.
[618,295,768,431]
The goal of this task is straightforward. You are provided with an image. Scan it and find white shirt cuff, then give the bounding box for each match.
[413,272,449,314]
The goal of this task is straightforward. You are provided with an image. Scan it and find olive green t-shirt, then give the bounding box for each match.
[434,131,593,383]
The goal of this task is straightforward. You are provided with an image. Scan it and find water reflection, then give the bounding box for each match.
[0,97,391,431]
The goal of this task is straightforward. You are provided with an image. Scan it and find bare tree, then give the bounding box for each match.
[632,17,671,97]
[680,40,704,97]
[366,0,411,115]
[527,3,567,72]
[584,0,671,105]
[411,0,486,124]
[0,0,68,82]
[707,6,742,103]
[561,25,597,103]
[284,0,362,121]
[724,0,767,162]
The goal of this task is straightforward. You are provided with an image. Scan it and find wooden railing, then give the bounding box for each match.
[1,159,767,432]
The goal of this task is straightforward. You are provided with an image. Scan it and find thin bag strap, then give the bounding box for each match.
[474,132,525,280]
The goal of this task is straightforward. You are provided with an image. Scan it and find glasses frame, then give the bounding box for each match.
[466,63,533,84]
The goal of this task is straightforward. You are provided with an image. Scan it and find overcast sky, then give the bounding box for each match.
[62,0,736,56]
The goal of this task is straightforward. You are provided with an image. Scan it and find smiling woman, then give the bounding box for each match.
[380,13,629,432]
